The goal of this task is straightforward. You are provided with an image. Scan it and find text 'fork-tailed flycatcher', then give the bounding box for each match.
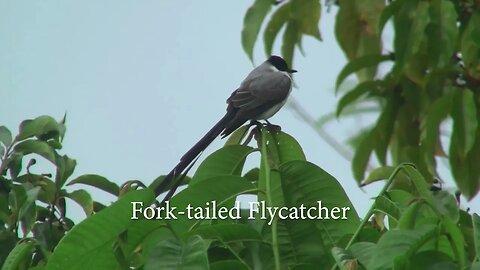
[155,55,297,203]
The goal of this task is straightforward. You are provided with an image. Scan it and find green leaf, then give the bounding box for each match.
[167,176,256,234]
[242,0,272,61]
[64,189,94,216]
[367,225,438,270]
[331,247,356,269]
[421,91,454,174]
[281,21,298,68]
[211,260,249,270]
[144,235,209,270]
[67,174,119,196]
[373,94,399,165]
[450,90,477,157]
[473,213,480,259]
[264,130,306,163]
[374,195,400,222]
[224,125,250,145]
[441,217,466,268]
[14,140,56,165]
[6,153,23,178]
[449,89,480,199]
[336,54,392,90]
[280,161,360,245]
[18,186,40,221]
[0,126,12,147]
[337,80,386,117]
[397,200,423,230]
[363,166,395,185]
[264,3,290,56]
[193,145,255,183]
[393,0,430,74]
[17,115,60,141]
[349,242,376,267]
[45,189,155,270]
[426,0,458,68]
[401,164,435,205]
[335,0,384,79]
[2,240,35,270]
[290,0,321,40]
[188,223,262,242]
[352,129,374,182]
[461,11,480,80]
[432,191,459,222]
[55,154,77,188]
[409,250,457,270]
[378,1,399,35]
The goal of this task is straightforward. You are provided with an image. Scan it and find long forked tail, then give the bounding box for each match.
[154,109,236,202]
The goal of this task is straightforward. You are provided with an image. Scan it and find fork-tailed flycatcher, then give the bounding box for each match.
[155,55,297,203]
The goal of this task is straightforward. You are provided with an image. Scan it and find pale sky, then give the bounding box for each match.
[1,1,478,221]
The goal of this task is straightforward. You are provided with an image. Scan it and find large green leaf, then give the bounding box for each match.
[188,223,262,243]
[14,140,56,165]
[45,189,155,270]
[264,3,290,56]
[409,250,457,270]
[421,91,454,175]
[17,115,60,141]
[193,145,255,183]
[367,225,438,270]
[0,126,12,147]
[280,161,360,246]
[449,89,480,198]
[450,90,477,157]
[264,130,306,164]
[426,0,458,68]
[210,260,248,270]
[374,195,400,222]
[1,240,35,270]
[331,247,356,269]
[373,93,399,165]
[64,189,94,217]
[352,129,375,182]
[144,235,209,270]
[349,242,376,268]
[55,154,77,188]
[393,0,430,75]
[461,11,480,80]
[290,0,321,40]
[378,1,399,35]
[167,176,256,235]
[473,213,480,259]
[441,217,466,268]
[67,174,119,196]
[242,0,272,60]
[281,21,298,68]
[335,0,383,80]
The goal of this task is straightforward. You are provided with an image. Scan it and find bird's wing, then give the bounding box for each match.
[228,71,291,110]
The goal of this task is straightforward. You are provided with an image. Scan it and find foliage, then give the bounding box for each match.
[2,116,480,269]
[242,0,480,200]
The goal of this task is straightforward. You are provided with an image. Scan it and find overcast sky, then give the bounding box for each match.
[1,1,478,221]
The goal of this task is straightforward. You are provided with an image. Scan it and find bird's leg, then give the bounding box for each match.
[249,120,263,129]
[265,119,282,133]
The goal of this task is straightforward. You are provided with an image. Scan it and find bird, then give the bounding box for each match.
[155,55,297,203]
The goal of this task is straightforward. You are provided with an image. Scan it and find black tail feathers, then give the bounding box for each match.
[154,109,236,202]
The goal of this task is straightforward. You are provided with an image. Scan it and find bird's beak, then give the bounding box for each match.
[289,69,297,73]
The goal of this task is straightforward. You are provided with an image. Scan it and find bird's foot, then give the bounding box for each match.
[265,120,281,133]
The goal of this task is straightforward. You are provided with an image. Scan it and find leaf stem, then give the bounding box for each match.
[261,127,281,270]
